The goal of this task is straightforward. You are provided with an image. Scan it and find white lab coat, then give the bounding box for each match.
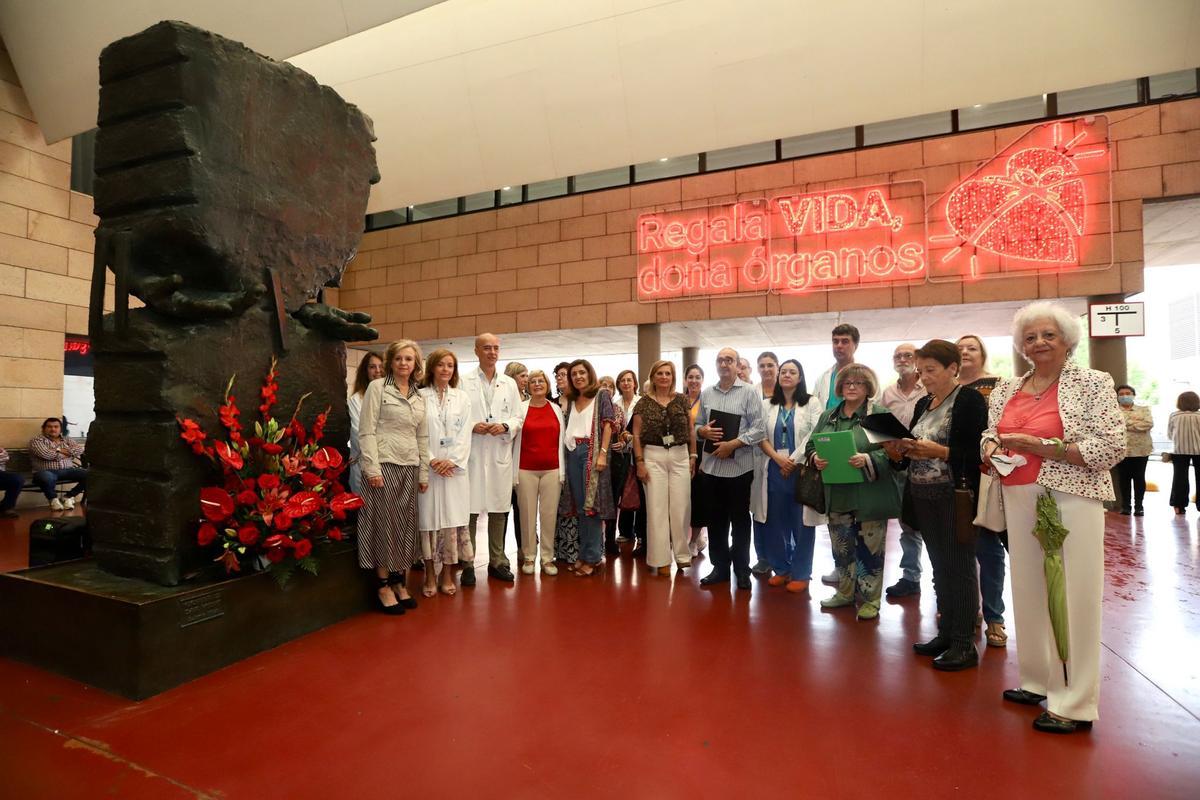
[417,386,473,531]
[814,364,837,409]
[512,399,567,486]
[461,367,524,513]
[751,397,822,523]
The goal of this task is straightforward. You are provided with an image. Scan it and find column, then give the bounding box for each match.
[682,346,700,372]
[637,323,661,388]
[1087,294,1129,511]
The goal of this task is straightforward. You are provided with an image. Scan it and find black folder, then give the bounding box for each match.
[704,410,742,453]
[861,412,912,443]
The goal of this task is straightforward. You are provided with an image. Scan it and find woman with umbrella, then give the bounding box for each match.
[981,302,1124,734]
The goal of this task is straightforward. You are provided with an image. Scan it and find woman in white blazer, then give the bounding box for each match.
[751,359,822,592]
[417,349,474,596]
[513,370,567,574]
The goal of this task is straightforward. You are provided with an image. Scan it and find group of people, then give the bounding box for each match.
[345,300,1159,736]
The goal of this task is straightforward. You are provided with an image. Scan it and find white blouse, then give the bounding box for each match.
[564,397,596,450]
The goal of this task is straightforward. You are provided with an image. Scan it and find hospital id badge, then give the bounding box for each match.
[662,434,675,446]
[439,437,453,447]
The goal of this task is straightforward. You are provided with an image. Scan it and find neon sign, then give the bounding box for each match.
[637,182,928,301]
[929,118,1110,280]
[636,118,1111,301]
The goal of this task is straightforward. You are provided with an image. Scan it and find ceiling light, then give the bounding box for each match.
[502,186,511,191]
[659,157,669,162]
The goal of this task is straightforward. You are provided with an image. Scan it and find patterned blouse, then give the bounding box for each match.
[633,393,692,448]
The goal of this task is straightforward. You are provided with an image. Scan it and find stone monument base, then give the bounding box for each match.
[0,542,370,700]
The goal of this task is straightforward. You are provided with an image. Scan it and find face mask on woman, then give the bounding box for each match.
[1118,395,1135,407]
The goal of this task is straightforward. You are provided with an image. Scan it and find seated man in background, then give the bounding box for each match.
[0,447,22,519]
[29,418,87,511]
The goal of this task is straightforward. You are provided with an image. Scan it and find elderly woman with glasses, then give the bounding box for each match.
[805,364,902,620]
[982,301,1124,734]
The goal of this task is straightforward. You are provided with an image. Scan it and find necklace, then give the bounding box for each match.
[1027,373,1059,400]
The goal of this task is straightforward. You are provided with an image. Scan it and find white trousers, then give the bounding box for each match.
[1001,483,1104,721]
[643,445,692,568]
[517,468,561,565]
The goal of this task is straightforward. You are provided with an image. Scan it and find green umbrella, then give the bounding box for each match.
[1033,492,1071,685]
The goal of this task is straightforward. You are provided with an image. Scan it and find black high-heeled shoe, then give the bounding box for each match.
[388,572,418,609]
[376,577,405,616]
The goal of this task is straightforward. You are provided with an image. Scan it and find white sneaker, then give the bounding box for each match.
[49,498,64,511]
[521,561,535,575]
[63,497,76,510]
[541,562,558,576]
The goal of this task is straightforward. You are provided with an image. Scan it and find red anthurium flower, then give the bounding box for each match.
[197,522,218,546]
[237,524,260,546]
[301,471,321,488]
[200,487,235,521]
[261,442,284,455]
[265,547,286,564]
[329,492,364,513]
[327,526,343,541]
[293,538,313,559]
[285,491,321,518]
[264,533,288,549]
[214,440,244,470]
[258,474,280,491]
[311,446,343,471]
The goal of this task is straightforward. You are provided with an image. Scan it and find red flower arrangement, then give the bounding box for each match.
[179,357,363,583]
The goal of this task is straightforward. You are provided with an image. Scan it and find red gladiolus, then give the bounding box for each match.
[286,491,321,518]
[311,446,343,471]
[214,440,244,470]
[199,487,235,521]
[179,418,206,445]
[293,538,313,559]
[237,524,260,546]
[311,410,328,442]
[218,401,241,432]
[258,474,280,491]
[236,489,258,507]
[197,522,217,546]
[261,442,284,455]
[329,492,364,513]
[191,443,207,456]
[327,526,343,541]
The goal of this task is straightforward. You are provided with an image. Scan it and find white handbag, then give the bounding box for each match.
[973,472,1006,532]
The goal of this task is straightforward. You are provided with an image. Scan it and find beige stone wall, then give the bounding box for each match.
[0,41,109,447]
[339,100,1200,345]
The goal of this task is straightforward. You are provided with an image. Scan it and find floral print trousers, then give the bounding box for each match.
[827,511,886,607]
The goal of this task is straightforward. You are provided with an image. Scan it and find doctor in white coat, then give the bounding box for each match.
[418,348,474,596]
[461,333,524,584]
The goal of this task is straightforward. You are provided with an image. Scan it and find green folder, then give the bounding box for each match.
[812,430,864,484]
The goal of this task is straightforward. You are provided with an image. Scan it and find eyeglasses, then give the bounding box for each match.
[893,353,914,360]
[842,380,868,388]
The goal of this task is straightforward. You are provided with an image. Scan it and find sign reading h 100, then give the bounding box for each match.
[636,182,928,301]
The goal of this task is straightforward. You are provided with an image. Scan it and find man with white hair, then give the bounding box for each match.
[695,347,765,590]
[461,333,524,584]
[881,342,927,598]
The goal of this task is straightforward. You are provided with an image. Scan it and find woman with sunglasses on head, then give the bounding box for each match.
[348,352,385,496]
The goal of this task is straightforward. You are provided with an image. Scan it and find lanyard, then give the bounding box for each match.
[779,405,795,450]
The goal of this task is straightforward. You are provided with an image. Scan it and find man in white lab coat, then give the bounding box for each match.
[461,333,524,584]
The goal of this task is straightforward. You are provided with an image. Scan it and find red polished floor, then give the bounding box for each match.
[0,497,1198,799]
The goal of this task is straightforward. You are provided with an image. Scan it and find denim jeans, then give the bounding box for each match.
[33,467,86,500]
[976,529,1007,624]
[897,521,923,582]
[0,471,22,511]
[565,442,604,564]
[763,485,815,580]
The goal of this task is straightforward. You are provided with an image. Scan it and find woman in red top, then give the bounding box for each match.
[514,370,566,575]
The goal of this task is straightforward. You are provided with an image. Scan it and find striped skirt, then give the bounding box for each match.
[357,463,420,571]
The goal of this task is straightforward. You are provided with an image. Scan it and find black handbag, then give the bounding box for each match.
[794,463,826,514]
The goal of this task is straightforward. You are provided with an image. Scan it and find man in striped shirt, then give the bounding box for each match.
[695,347,765,590]
[29,418,87,511]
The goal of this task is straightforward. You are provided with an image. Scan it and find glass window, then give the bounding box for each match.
[1150,69,1198,99]
[462,190,495,212]
[862,112,951,146]
[498,185,522,206]
[574,166,629,192]
[958,95,1046,130]
[526,177,568,201]
[705,141,776,171]
[365,210,407,230]
[409,198,457,222]
[1057,79,1139,113]
[780,127,855,158]
[634,154,699,182]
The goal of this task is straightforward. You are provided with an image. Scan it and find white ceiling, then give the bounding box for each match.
[369,298,1089,359]
[2,1,1198,214]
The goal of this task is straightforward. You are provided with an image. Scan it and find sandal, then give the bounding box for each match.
[422,580,437,598]
[388,572,418,609]
[576,563,596,577]
[985,621,1008,647]
[375,577,405,615]
[439,582,456,596]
